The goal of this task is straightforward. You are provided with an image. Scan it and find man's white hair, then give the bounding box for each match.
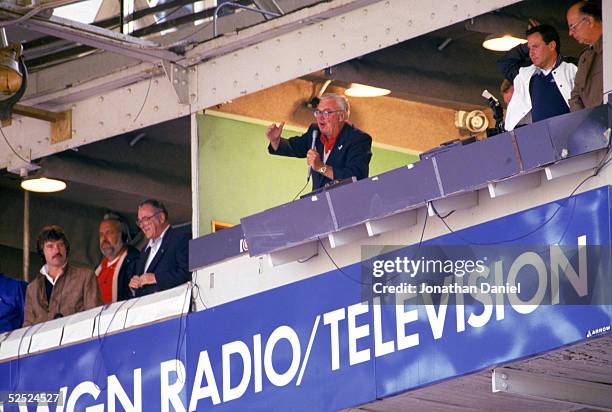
[320,93,350,116]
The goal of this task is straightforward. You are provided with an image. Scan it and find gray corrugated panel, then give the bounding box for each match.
[433,131,521,195]
[514,120,556,171]
[241,193,335,256]
[515,103,610,172]
[548,104,609,158]
[188,224,246,271]
[329,159,441,230]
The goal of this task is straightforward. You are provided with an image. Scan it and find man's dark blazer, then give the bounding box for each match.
[116,245,141,301]
[133,226,191,297]
[269,123,372,190]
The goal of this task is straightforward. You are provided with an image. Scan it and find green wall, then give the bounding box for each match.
[198,113,418,235]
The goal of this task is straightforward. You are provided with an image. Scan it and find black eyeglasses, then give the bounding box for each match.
[136,211,160,227]
[313,109,344,119]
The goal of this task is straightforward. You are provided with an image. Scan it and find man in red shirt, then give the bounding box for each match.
[96,213,140,303]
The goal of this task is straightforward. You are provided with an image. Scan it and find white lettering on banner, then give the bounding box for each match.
[189,351,220,410]
[347,302,371,366]
[494,260,505,321]
[422,276,452,340]
[108,370,141,412]
[222,341,252,402]
[467,265,493,329]
[161,359,186,412]
[395,294,419,351]
[24,236,592,410]
[264,326,301,387]
[550,235,588,303]
[373,297,395,357]
[66,381,100,412]
[323,308,345,371]
[253,334,263,393]
[507,252,548,314]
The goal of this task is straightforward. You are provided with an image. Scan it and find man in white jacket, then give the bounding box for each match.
[502,24,577,131]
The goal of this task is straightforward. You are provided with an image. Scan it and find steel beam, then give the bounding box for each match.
[0,3,180,62]
[604,0,611,104]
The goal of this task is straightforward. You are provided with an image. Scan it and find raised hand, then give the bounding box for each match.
[266,121,285,150]
[527,18,541,30]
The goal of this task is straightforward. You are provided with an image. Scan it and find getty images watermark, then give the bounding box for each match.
[360,238,611,306]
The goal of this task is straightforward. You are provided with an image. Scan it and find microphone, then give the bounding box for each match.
[481,89,499,104]
[307,129,318,182]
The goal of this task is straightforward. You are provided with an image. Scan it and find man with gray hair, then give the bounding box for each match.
[129,199,190,298]
[266,93,372,191]
[96,212,140,304]
[567,0,603,110]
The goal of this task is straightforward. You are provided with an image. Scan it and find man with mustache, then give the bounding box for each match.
[23,225,102,326]
[96,213,140,304]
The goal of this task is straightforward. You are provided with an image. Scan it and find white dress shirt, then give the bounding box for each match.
[40,264,66,286]
[144,225,170,273]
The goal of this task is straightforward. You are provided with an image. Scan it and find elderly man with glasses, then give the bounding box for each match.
[567,0,603,111]
[266,93,372,191]
[128,199,190,298]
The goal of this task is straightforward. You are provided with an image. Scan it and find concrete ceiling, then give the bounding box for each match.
[320,0,582,108]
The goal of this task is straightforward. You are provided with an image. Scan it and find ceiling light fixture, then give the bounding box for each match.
[21,177,66,193]
[482,34,527,52]
[345,83,391,97]
[17,166,66,193]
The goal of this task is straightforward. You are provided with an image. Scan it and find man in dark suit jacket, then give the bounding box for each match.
[266,93,372,191]
[129,199,190,298]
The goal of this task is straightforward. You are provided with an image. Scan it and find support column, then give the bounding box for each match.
[23,188,29,282]
[604,0,611,103]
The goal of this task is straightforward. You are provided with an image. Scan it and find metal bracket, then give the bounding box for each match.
[162,61,197,105]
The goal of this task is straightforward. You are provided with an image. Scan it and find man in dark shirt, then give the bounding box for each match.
[265,94,372,191]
